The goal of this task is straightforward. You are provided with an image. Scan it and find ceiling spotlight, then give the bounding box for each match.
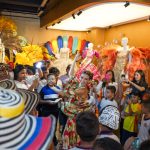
[72,14,75,19]
[77,10,82,16]
[57,20,61,24]
[147,16,150,22]
[124,1,130,8]
[52,23,55,26]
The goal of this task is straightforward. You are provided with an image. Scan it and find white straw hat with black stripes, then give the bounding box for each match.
[0,87,56,150]
[0,79,39,114]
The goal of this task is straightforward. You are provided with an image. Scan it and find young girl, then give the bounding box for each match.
[96,70,118,99]
[125,70,148,99]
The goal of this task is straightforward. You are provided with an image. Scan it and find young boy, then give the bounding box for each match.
[122,92,141,145]
[124,91,150,150]
[40,73,61,146]
[70,111,99,150]
[98,105,120,143]
[98,86,118,113]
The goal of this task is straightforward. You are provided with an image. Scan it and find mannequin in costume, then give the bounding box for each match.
[0,38,5,63]
[113,36,130,82]
[99,47,117,79]
[76,43,101,80]
[53,41,73,75]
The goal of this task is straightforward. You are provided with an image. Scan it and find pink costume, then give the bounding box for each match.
[76,50,101,80]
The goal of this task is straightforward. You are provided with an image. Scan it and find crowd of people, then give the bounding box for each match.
[0,52,150,150]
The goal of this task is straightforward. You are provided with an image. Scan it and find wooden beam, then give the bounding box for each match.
[0,0,40,7]
[40,0,150,27]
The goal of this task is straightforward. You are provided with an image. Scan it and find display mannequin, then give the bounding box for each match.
[53,41,73,75]
[0,38,5,63]
[113,36,130,82]
[76,43,101,80]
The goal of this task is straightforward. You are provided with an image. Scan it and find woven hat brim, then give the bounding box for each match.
[0,80,40,114]
[0,114,56,150]
[0,79,16,90]
[16,88,40,114]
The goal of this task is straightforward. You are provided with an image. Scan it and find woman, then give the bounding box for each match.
[14,64,39,91]
[51,53,96,149]
[125,70,148,99]
[96,70,118,99]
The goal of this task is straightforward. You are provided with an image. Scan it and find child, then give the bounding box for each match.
[138,91,150,142]
[98,86,118,113]
[98,105,120,143]
[40,73,61,146]
[122,92,141,145]
[124,91,150,150]
[70,111,99,150]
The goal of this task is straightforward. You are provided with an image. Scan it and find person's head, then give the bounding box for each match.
[49,67,60,80]
[106,86,116,100]
[139,140,150,150]
[66,64,71,75]
[99,106,120,131]
[133,70,146,83]
[131,92,140,104]
[93,138,123,150]
[14,65,27,81]
[41,67,49,79]
[76,111,99,142]
[80,70,93,87]
[106,70,115,82]
[47,73,56,87]
[121,74,125,82]
[25,65,36,75]
[141,91,150,114]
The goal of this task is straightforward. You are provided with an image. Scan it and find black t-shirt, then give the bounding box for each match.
[131,81,148,99]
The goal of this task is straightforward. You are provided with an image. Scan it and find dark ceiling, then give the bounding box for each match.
[0,0,61,15]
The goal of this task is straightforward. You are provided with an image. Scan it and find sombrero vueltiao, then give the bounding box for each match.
[0,79,39,114]
[0,87,56,149]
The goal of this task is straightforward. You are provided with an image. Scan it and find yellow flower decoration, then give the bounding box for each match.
[0,16,17,32]
[15,45,43,66]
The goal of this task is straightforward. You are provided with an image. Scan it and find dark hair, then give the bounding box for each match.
[121,74,125,78]
[93,138,123,150]
[133,70,146,85]
[66,64,71,71]
[25,65,36,75]
[82,70,93,80]
[49,67,60,76]
[131,91,140,97]
[106,70,115,82]
[139,140,150,150]
[142,91,150,110]
[106,86,116,94]
[14,64,26,80]
[76,111,99,142]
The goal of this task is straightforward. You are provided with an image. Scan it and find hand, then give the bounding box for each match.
[32,78,39,88]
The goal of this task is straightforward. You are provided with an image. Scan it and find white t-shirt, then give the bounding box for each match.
[99,98,118,112]
[96,81,118,98]
[15,80,31,90]
[37,79,47,93]
[138,115,150,143]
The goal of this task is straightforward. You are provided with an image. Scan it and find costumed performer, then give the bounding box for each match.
[51,52,97,149]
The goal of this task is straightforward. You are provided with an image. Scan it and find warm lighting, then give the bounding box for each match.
[52,23,55,26]
[147,16,150,22]
[48,2,150,31]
